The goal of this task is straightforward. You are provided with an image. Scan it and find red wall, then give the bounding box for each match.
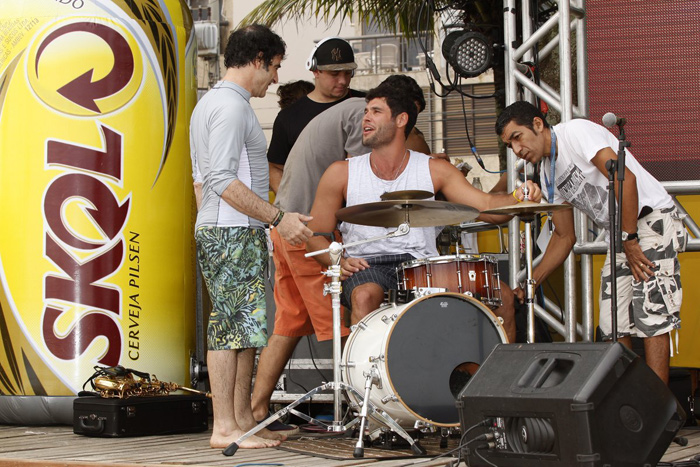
[586,1,700,181]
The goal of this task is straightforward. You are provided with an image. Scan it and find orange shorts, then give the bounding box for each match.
[270,228,350,341]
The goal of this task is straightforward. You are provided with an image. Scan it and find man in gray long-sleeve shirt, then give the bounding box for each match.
[189,24,311,450]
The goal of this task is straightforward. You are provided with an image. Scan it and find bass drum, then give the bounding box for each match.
[342,293,507,428]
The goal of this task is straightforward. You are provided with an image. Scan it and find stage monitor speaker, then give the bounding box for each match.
[456,342,685,467]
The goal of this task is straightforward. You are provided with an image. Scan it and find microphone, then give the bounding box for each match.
[602,112,626,128]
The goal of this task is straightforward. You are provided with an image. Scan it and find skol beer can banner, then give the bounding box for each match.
[0,0,197,396]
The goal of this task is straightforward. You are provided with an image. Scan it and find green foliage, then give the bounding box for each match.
[239,0,438,38]
[238,0,511,40]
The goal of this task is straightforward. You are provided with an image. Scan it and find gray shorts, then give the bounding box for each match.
[599,207,687,339]
[341,254,414,308]
[196,227,268,350]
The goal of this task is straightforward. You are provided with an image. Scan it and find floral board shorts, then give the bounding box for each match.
[599,207,687,339]
[196,227,268,350]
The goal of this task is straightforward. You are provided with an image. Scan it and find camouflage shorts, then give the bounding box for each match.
[599,207,687,339]
[196,227,268,350]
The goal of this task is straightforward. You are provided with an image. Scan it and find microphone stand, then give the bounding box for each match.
[606,120,631,343]
[615,122,631,247]
[605,158,619,343]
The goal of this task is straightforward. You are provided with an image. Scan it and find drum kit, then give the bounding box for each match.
[224,190,570,457]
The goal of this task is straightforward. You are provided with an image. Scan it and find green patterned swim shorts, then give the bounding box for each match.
[196,227,268,350]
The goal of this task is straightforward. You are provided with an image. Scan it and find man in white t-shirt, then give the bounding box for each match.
[496,101,687,384]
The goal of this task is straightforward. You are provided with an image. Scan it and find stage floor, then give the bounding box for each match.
[0,423,699,467]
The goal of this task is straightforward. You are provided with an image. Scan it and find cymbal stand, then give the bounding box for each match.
[517,173,538,343]
[354,366,380,457]
[309,223,423,456]
[224,223,425,457]
[521,214,537,343]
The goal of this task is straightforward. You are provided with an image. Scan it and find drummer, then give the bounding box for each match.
[306,82,541,342]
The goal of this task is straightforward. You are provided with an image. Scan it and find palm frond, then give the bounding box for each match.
[239,0,440,39]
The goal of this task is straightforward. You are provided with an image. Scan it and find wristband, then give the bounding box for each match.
[512,189,523,203]
[271,210,285,227]
[621,231,638,242]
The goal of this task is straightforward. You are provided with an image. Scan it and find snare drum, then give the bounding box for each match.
[342,293,507,428]
[398,254,502,307]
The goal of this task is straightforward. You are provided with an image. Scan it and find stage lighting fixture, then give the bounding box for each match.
[441,30,492,78]
[457,342,685,467]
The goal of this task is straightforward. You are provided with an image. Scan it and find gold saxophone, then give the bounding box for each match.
[94,373,210,399]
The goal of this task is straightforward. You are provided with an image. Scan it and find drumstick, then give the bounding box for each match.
[522,161,530,201]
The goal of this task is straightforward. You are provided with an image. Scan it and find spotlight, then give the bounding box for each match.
[441,30,492,78]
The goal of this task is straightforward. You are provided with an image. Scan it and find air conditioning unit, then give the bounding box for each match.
[194,21,218,57]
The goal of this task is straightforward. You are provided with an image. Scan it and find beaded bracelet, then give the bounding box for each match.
[271,210,285,227]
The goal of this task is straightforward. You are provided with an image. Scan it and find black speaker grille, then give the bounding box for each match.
[505,417,556,454]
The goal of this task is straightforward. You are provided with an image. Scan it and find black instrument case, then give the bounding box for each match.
[73,395,209,437]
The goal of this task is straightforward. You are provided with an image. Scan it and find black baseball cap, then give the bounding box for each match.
[314,38,357,71]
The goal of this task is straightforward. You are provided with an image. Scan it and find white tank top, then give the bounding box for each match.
[339,151,439,259]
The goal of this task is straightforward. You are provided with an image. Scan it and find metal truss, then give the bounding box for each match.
[502,0,700,343]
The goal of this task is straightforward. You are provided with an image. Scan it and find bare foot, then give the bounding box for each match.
[210,431,281,449]
[253,427,287,441]
[239,416,288,441]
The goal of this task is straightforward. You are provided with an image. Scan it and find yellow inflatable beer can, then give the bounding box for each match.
[0,0,197,396]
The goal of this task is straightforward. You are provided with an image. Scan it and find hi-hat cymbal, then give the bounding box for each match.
[482,201,571,217]
[380,190,434,201]
[336,200,479,227]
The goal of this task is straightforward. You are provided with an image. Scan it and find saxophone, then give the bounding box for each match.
[91,368,210,399]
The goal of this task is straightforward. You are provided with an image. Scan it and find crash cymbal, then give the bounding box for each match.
[336,200,479,227]
[481,201,571,217]
[380,190,434,201]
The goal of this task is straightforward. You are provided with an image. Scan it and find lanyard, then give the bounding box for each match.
[542,130,557,233]
[542,130,557,204]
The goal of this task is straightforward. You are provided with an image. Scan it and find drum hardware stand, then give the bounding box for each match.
[354,366,380,457]
[515,181,539,344]
[522,213,537,343]
[224,223,425,457]
[513,174,565,342]
[439,427,457,449]
[505,177,572,343]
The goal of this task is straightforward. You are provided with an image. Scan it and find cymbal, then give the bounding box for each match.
[481,201,571,216]
[336,200,479,227]
[380,190,434,201]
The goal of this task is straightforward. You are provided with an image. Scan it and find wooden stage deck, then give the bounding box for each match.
[0,424,699,467]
